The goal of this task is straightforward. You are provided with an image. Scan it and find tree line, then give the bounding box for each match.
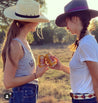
[0,20,77,45]
[0,20,98,45]
[0,0,98,45]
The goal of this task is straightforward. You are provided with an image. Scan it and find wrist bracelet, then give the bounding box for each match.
[34,73,37,79]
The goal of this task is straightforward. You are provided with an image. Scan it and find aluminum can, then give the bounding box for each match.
[45,53,57,67]
[38,55,45,67]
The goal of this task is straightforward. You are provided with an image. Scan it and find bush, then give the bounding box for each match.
[0,30,5,43]
[38,96,57,103]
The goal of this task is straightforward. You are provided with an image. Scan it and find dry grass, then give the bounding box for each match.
[0,44,72,103]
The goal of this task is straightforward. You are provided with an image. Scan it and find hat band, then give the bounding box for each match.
[15,12,40,18]
[66,6,88,13]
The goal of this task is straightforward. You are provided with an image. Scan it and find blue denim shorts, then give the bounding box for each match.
[9,83,38,103]
[72,97,97,103]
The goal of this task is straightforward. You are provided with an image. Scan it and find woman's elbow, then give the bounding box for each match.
[3,79,12,89]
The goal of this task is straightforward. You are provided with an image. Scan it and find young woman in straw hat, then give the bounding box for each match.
[50,0,98,103]
[2,0,49,103]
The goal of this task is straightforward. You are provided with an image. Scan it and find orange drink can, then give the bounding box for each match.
[38,55,45,68]
[45,53,57,67]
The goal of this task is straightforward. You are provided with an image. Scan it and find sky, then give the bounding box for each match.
[44,0,98,20]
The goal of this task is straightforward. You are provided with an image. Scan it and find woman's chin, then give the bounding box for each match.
[71,32,76,35]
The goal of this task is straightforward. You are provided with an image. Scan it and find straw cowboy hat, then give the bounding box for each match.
[56,0,98,27]
[4,0,49,22]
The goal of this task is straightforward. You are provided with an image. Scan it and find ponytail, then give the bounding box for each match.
[1,20,29,71]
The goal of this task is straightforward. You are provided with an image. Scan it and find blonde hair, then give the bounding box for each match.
[1,20,29,71]
[36,24,44,39]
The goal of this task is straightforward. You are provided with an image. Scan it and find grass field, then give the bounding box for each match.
[0,44,73,103]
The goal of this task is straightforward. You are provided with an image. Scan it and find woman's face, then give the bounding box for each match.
[26,22,39,32]
[65,17,82,35]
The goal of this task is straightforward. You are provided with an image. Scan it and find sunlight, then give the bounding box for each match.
[46,0,98,20]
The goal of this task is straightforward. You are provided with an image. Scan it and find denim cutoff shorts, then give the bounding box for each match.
[9,83,38,103]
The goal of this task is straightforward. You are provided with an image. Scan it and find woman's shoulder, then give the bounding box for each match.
[79,34,97,47]
[10,39,23,58]
[11,39,22,50]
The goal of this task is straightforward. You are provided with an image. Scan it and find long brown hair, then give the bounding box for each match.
[67,11,92,51]
[2,20,29,71]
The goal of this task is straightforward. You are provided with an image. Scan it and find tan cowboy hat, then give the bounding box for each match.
[4,0,49,22]
[56,0,98,27]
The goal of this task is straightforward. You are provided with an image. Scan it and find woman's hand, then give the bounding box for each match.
[35,65,48,78]
[49,56,70,74]
[49,56,62,70]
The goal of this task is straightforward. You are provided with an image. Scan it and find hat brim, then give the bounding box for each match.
[55,9,98,27]
[4,6,49,22]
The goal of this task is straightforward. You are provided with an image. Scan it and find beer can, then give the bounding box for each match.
[38,55,45,67]
[45,53,57,67]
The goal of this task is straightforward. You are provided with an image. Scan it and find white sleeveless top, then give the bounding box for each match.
[13,38,38,84]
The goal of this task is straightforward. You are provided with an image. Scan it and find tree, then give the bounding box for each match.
[42,27,54,44]
[0,30,5,43]
[33,29,44,45]
[33,26,54,45]
[0,0,17,26]
[91,19,98,42]
[0,0,47,43]
[54,28,67,44]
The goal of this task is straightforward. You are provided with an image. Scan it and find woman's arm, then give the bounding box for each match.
[86,61,98,102]
[50,57,70,74]
[60,64,70,74]
[4,65,48,89]
[4,40,48,89]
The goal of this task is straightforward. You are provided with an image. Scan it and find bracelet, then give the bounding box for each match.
[34,73,37,79]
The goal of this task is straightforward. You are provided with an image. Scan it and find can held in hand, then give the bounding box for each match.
[45,53,57,67]
[38,55,45,68]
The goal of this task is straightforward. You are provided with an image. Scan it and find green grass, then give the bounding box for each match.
[0,44,72,103]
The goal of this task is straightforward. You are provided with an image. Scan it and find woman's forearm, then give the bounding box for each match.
[4,73,36,89]
[60,64,70,74]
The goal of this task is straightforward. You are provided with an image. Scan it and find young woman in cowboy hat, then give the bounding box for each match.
[51,0,98,103]
[2,0,49,103]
